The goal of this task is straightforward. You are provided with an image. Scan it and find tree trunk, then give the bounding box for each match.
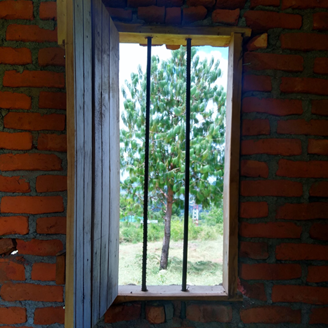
[160,187,174,270]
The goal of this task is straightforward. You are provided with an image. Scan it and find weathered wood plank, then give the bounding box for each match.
[108,17,120,306]
[116,23,251,46]
[222,32,242,297]
[100,3,111,317]
[92,0,103,324]
[56,0,66,47]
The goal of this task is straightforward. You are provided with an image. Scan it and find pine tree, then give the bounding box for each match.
[121,46,226,269]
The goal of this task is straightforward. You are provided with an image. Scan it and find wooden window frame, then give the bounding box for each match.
[60,2,251,323]
[114,25,250,302]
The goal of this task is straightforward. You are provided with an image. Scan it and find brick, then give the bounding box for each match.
[105,303,141,323]
[282,77,328,95]
[240,241,268,259]
[277,203,328,220]
[272,285,328,304]
[187,0,215,8]
[276,243,328,261]
[3,70,64,88]
[106,8,132,21]
[241,160,268,178]
[0,307,26,324]
[312,100,328,116]
[212,9,240,25]
[308,139,328,155]
[37,134,67,151]
[36,175,67,193]
[307,266,328,283]
[138,6,165,23]
[0,154,62,171]
[39,2,57,20]
[0,283,63,302]
[186,304,232,323]
[314,57,328,75]
[242,119,270,135]
[310,308,328,324]
[0,1,33,20]
[0,216,29,235]
[103,0,127,7]
[240,222,302,239]
[36,216,66,234]
[277,159,328,178]
[4,113,65,131]
[0,47,32,65]
[244,11,302,33]
[0,259,25,281]
[241,139,302,156]
[0,91,31,110]
[0,132,32,151]
[157,0,183,6]
[166,7,181,25]
[241,180,302,197]
[1,196,64,214]
[31,263,56,281]
[237,280,267,301]
[0,239,16,256]
[282,0,328,9]
[146,306,165,324]
[281,33,328,51]
[215,0,245,9]
[240,202,268,218]
[183,6,207,24]
[243,98,303,116]
[6,25,57,42]
[310,182,328,197]
[247,33,267,51]
[34,307,64,325]
[278,119,328,136]
[17,239,63,256]
[241,263,301,281]
[250,0,279,7]
[244,52,303,72]
[39,91,66,110]
[38,47,65,66]
[243,75,271,92]
[310,223,328,241]
[127,0,156,7]
[313,12,328,30]
[240,306,301,324]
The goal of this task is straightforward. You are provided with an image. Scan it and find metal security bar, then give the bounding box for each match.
[142,37,192,292]
[142,36,152,292]
[182,38,192,291]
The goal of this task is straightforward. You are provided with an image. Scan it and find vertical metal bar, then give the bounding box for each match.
[182,38,192,292]
[142,36,152,292]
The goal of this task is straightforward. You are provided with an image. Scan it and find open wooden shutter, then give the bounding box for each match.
[63,0,120,326]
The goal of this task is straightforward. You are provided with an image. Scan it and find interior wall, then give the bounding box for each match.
[0,0,328,327]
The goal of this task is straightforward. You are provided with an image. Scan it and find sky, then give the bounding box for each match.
[119,43,229,117]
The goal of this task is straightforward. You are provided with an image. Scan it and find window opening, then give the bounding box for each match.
[119,39,228,291]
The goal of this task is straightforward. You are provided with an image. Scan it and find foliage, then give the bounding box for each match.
[120,46,226,211]
[200,204,224,226]
[120,46,226,267]
[119,219,223,244]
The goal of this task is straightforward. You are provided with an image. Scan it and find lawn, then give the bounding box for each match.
[119,237,223,286]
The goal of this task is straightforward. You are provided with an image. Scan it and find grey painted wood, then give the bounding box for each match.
[72,0,119,326]
[73,0,87,325]
[92,0,103,324]
[100,4,111,317]
[108,17,120,305]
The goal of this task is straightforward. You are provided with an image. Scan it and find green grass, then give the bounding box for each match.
[119,237,223,286]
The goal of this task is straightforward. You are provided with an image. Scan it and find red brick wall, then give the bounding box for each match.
[0,0,66,326]
[1,0,328,327]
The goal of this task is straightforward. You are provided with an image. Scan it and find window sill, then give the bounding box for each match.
[114,285,243,303]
